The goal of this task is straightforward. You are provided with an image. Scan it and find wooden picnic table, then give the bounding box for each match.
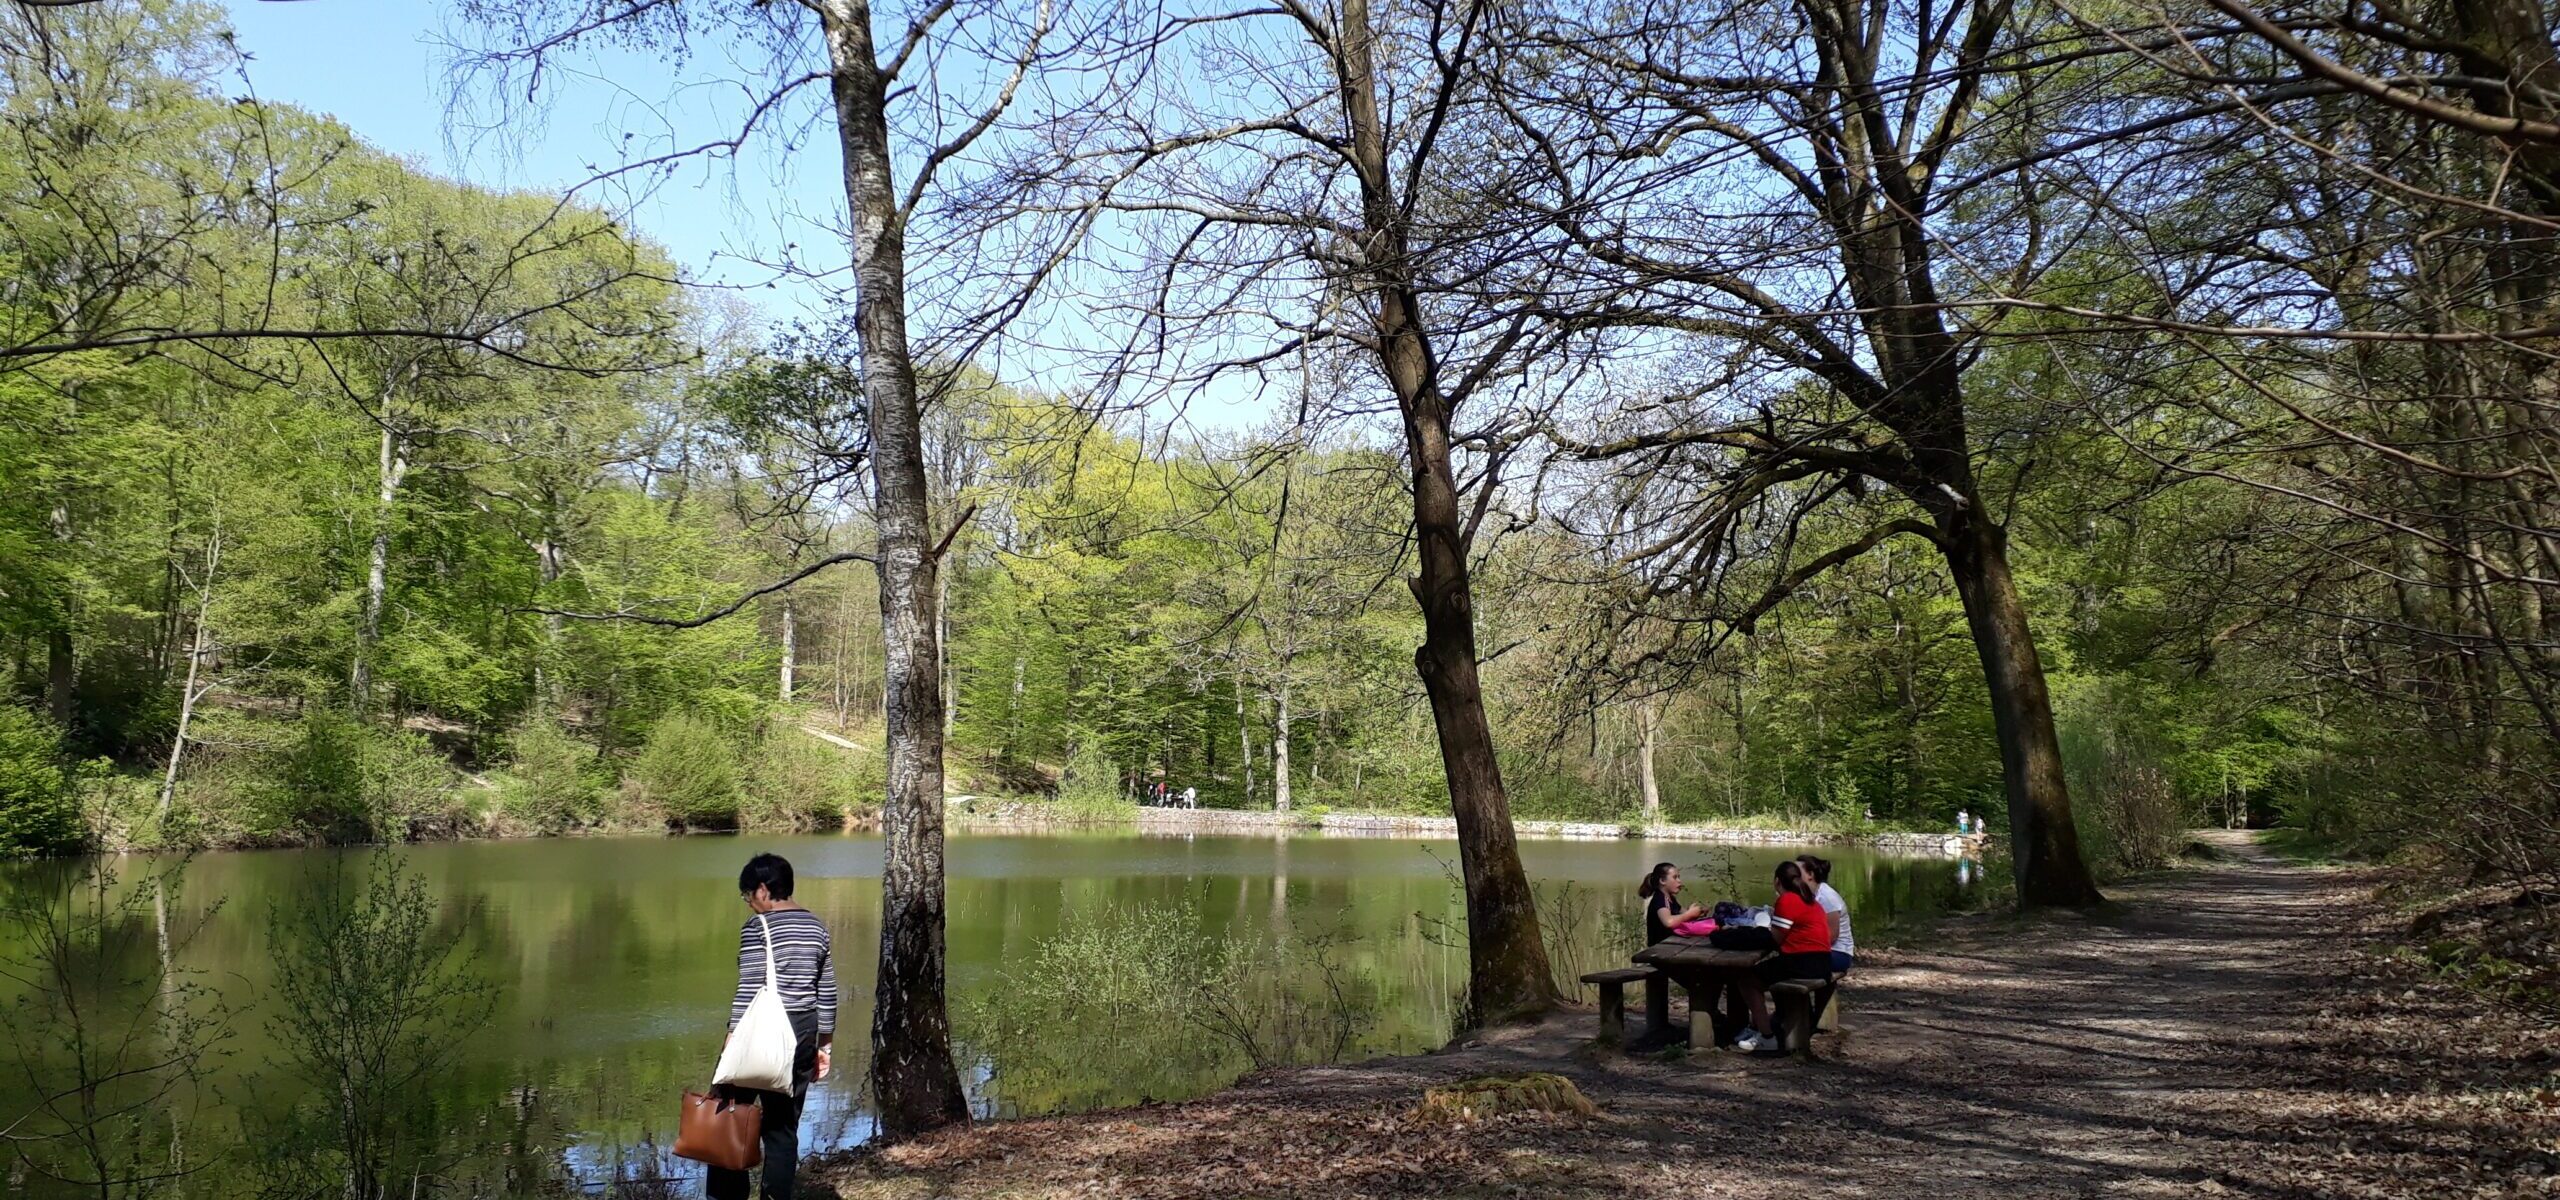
[1630,937,1773,1048]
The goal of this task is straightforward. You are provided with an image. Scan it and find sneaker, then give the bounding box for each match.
[1729,1029,1765,1052]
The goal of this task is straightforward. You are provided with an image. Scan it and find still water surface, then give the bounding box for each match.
[1,830,1972,1192]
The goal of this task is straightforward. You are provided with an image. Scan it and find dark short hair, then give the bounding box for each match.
[1795,854,1832,884]
[739,853,794,900]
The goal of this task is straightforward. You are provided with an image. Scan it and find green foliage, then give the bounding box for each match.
[0,706,81,857]
[499,717,603,834]
[261,709,372,843]
[1050,741,1134,821]
[261,857,496,1200]
[626,710,741,830]
[740,726,873,830]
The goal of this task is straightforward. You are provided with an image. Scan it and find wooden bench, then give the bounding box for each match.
[1579,965,1660,1045]
[1766,975,1844,1054]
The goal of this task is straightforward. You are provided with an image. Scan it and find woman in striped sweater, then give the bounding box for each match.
[710,853,838,1200]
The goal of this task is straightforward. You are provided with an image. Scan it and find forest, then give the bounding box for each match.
[6,0,2560,1141]
[1,0,2371,857]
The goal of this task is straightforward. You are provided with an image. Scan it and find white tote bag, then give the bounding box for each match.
[712,915,800,1092]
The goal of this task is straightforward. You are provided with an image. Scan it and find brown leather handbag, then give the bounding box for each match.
[674,1090,762,1171]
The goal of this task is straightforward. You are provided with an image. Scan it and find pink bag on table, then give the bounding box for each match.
[1672,918,1719,937]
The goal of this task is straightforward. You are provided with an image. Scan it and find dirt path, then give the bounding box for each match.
[826,837,2558,1199]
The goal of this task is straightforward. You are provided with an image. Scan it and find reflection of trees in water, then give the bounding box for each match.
[958,900,1393,1117]
[0,840,1968,1194]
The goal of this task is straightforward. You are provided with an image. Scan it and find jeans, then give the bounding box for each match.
[706,1018,821,1200]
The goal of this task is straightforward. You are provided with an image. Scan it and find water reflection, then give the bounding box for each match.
[0,831,1966,1194]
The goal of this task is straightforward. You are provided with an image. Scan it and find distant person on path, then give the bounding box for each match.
[1637,862,1705,945]
[712,853,837,1200]
[1728,860,1831,1053]
[1796,854,1854,975]
[1180,785,1197,809]
[1956,808,1971,835]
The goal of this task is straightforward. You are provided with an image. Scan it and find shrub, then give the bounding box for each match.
[627,710,740,830]
[1050,741,1133,821]
[366,728,466,840]
[232,712,464,845]
[499,719,603,834]
[263,709,374,842]
[2059,679,2198,875]
[262,858,493,1196]
[741,730,863,831]
[0,706,81,858]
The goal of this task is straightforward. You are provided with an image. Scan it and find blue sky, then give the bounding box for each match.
[214,0,1305,435]
[220,0,845,324]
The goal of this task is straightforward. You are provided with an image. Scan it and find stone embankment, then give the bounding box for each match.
[943,797,1984,856]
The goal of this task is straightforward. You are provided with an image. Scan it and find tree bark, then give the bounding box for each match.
[352,422,407,714]
[1337,0,1556,1021]
[1234,669,1254,806]
[1271,683,1292,813]
[1942,515,2104,907]
[815,0,969,1140]
[1637,698,1661,825]
[780,592,797,703]
[158,529,218,818]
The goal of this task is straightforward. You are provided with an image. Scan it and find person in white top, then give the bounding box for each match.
[1794,854,1854,974]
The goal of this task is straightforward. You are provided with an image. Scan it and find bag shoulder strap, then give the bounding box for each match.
[758,912,778,991]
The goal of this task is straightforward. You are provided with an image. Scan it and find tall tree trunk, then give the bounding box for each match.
[817,0,968,1139]
[1942,516,2104,907]
[352,424,407,715]
[1637,698,1661,825]
[158,529,218,818]
[780,592,798,703]
[534,503,566,713]
[1271,683,1292,813]
[1336,0,1555,1021]
[1235,670,1254,805]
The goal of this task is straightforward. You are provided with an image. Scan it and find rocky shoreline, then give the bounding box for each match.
[943,798,1986,857]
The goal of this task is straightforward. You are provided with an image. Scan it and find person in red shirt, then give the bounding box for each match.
[1730,859,1833,1052]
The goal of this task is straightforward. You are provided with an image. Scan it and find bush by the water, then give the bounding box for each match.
[626,710,740,829]
[1050,741,1134,820]
[499,718,605,833]
[742,727,876,830]
[244,710,464,844]
[0,706,81,857]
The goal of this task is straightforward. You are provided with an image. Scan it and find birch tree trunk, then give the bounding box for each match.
[352,421,408,714]
[158,528,219,818]
[1234,671,1254,806]
[1271,683,1292,813]
[780,592,797,703]
[1638,698,1661,825]
[813,0,968,1139]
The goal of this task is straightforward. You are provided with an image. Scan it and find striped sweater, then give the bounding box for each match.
[729,908,838,1037]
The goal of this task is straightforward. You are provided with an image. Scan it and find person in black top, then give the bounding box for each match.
[1638,861,1706,944]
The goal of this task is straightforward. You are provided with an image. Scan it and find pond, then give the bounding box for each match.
[0,830,1976,1195]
